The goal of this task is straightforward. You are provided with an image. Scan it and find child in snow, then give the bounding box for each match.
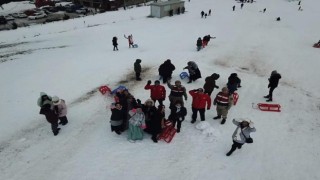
[196,37,202,51]
[112,36,118,51]
[52,96,68,125]
[124,34,134,48]
[127,107,146,143]
[110,102,125,135]
[213,87,234,124]
[169,100,187,133]
[134,59,142,81]
[226,119,256,156]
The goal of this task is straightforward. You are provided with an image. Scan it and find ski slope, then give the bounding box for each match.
[0,0,320,179]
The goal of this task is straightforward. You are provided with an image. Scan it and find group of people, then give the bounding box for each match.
[196,35,216,51]
[200,9,211,18]
[37,92,68,136]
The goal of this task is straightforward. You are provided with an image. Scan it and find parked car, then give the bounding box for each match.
[75,8,88,14]
[4,15,15,21]
[65,4,83,13]
[0,16,7,24]
[28,13,47,20]
[11,13,27,18]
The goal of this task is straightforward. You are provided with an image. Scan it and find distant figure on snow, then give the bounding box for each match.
[124,34,134,48]
[226,119,256,156]
[233,5,235,11]
[264,70,281,102]
[208,9,211,16]
[298,1,301,5]
[197,37,202,51]
[112,36,118,51]
[263,8,266,13]
[276,17,281,21]
[204,13,207,18]
[134,59,142,81]
[202,35,216,48]
[201,11,204,18]
[241,3,244,9]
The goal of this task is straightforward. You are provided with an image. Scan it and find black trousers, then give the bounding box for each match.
[192,108,205,121]
[135,72,140,80]
[162,76,171,83]
[268,86,276,99]
[50,121,59,134]
[113,45,118,51]
[172,119,182,131]
[152,99,163,106]
[204,90,213,96]
[58,116,68,125]
[227,140,244,155]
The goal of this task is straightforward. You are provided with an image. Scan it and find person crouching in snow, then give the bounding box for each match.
[110,102,125,135]
[169,100,187,133]
[183,61,202,83]
[52,96,68,125]
[213,87,233,124]
[39,104,60,136]
[144,80,166,106]
[124,34,134,48]
[226,119,256,156]
[127,107,146,143]
[189,88,211,124]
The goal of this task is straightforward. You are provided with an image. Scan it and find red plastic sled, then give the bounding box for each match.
[233,92,239,105]
[99,85,111,95]
[158,125,177,143]
[257,103,281,112]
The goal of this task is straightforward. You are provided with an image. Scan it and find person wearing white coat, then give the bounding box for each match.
[52,96,68,125]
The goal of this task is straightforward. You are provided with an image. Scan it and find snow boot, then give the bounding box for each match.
[177,129,180,133]
[221,119,226,124]
[213,115,221,120]
[115,131,121,135]
[191,120,196,124]
[151,136,158,143]
[264,95,269,98]
[266,98,272,102]
[53,128,61,136]
[226,151,233,156]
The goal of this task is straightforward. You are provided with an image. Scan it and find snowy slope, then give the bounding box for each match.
[0,0,320,179]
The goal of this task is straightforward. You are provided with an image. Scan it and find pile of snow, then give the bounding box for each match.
[0,1,35,15]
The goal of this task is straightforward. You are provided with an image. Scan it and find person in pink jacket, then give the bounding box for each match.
[52,96,68,125]
[124,34,134,48]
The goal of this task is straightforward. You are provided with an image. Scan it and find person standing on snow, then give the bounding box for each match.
[158,59,176,83]
[127,107,146,143]
[208,9,211,16]
[52,96,68,125]
[167,80,188,108]
[189,88,211,124]
[203,73,220,96]
[112,36,118,51]
[37,92,52,107]
[124,34,134,48]
[144,80,166,106]
[134,59,142,81]
[213,87,233,125]
[226,119,256,156]
[241,3,244,9]
[232,5,235,11]
[149,105,166,143]
[169,100,187,133]
[197,37,202,51]
[201,11,205,18]
[183,61,202,83]
[264,70,281,102]
[227,73,241,95]
[110,102,125,135]
[202,35,216,48]
[39,104,60,136]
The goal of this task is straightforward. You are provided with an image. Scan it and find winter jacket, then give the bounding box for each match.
[232,119,256,144]
[203,74,219,92]
[37,92,52,107]
[197,39,202,46]
[134,59,142,73]
[184,61,201,80]
[189,90,211,109]
[112,37,118,46]
[214,92,233,109]
[158,61,175,77]
[53,99,67,117]
[141,100,157,122]
[169,106,187,121]
[227,74,241,93]
[167,82,187,100]
[124,35,133,44]
[144,84,166,100]
[149,109,165,134]
[110,107,125,126]
[268,73,281,88]
[39,105,58,124]
[128,109,145,127]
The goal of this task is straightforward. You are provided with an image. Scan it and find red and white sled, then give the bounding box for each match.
[233,92,239,105]
[253,103,281,112]
[158,125,177,143]
[99,85,111,95]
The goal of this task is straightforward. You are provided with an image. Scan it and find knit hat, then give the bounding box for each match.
[52,96,61,105]
[271,70,278,75]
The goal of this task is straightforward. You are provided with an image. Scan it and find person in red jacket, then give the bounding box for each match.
[189,88,211,123]
[144,80,166,106]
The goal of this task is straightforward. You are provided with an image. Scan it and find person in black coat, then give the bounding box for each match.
[39,104,60,136]
[169,100,187,133]
[184,61,202,83]
[227,73,241,94]
[158,59,176,83]
[197,37,202,51]
[140,99,157,136]
[264,70,281,102]
[149,105,165,143]
[203,73,220,96]
[201,11,204,18]
[110,102,125,135]
[112,36,118,51]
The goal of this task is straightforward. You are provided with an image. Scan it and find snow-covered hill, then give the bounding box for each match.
[0,0,320,179]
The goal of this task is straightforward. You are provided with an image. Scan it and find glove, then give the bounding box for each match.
[249,122,254,128]
[216,86,219,89]
[147,80,151,84]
